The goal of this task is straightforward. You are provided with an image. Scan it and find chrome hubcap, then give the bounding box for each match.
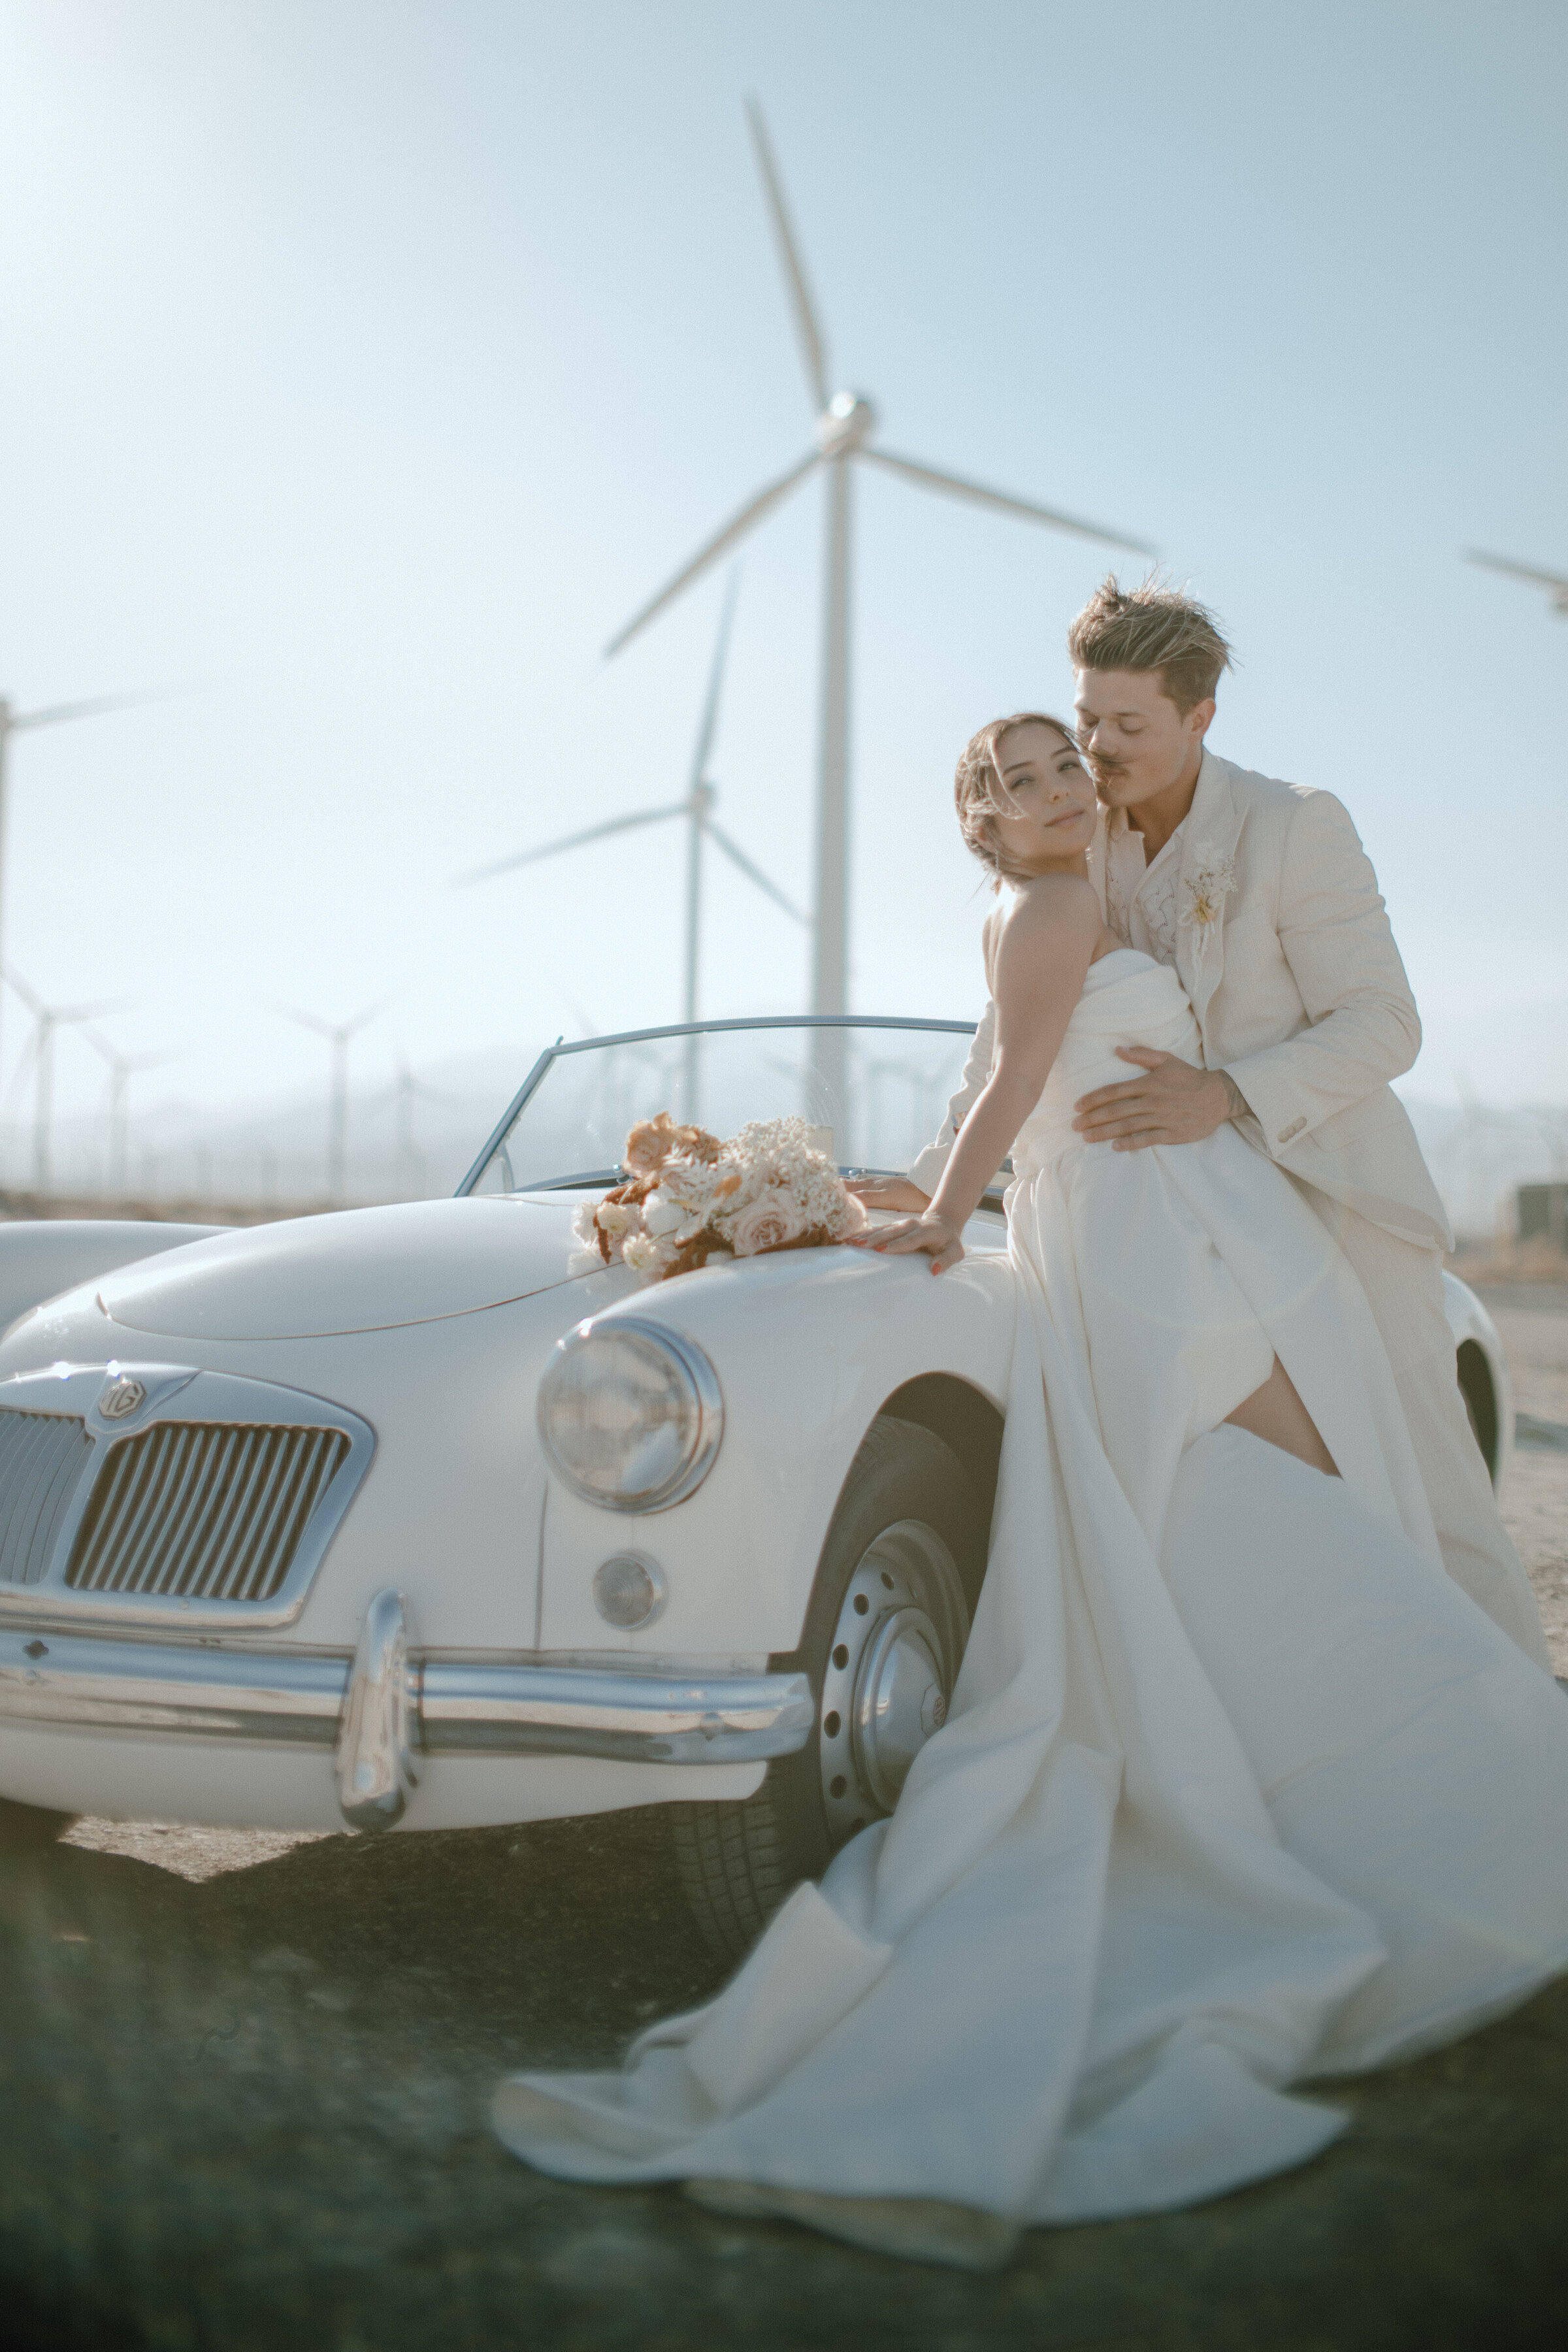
[817,1520,968,1846]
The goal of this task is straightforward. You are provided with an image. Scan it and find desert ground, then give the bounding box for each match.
[4,1285,1567,2351]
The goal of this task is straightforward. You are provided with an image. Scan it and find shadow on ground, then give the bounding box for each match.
[4,1811,1567,2351]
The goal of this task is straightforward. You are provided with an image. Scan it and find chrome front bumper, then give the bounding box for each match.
[0,1588,813,1833]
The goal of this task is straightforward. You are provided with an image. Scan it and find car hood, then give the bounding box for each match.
[93,1196,596,1341]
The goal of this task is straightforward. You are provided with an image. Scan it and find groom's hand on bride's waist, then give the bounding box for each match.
[1072,1049,1245,1150]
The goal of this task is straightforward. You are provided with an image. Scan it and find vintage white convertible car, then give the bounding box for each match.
[0,1016,1511,1956]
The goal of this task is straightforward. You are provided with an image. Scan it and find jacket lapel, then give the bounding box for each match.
[1175,751,1247,1034]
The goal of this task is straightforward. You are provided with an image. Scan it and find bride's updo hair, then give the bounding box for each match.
[954,711,1080,889]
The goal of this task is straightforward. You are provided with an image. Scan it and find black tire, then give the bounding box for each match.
[1456,1341,1499,1485]
[0,1797,74,1854]
[672,1414,987,1964]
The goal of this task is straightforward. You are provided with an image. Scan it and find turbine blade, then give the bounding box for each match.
[346,994,393,1036]
[81,1025,171,1071]
[1463,549,1568,593]
[605,453,819,660]
[0,962,42,1016]
[59,998,130,1026]
[3,1028,40,1120]
[702,819,808,923]
[688,568,743,792]
[454,803,688,887]
[744,98,830,412]
[12,685,185,732]
[274,1004,335,1038]
[861,448,1155,555]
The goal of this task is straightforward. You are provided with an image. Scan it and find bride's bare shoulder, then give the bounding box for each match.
[996,872,1101,941]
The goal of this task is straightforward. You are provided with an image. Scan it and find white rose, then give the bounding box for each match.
[729,1188,808,1258]
[596,1200,636,1238]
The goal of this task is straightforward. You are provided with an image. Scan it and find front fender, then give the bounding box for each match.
[537,1243,1017,1658]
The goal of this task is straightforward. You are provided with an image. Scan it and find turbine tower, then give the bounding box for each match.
[1463,549,1568,616]
[2,966,125,1198]
[605,98,1152,1102]
[459,569,804,1028]
[81,1025,175,1197]
[279,998,389,1206]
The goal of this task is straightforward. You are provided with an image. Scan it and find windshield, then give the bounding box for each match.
[459,1018,979,1195]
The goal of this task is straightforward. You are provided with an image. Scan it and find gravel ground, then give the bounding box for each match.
[6,1286,1568,2350]
[1480,1286,1568,1672]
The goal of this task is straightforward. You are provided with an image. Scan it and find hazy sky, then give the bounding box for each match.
[1,0,1564,1158]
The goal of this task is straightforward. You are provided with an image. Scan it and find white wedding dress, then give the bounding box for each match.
[495,949,1568,2234]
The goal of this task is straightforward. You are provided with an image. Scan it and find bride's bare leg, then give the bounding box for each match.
[1225,1356,1339,1477]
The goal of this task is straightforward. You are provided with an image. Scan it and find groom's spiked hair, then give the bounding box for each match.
[1067,575,1233,713]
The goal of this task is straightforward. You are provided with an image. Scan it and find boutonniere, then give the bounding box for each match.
[1178,855,1237,960]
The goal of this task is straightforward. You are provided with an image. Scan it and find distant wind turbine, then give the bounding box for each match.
[459,570,804,1027]
[367,1049,453,1200]
[605,97,1153,1100]
[1463,550,1568,616]
[0,687,177,1079]
[81,1025,176,1197]
[2,966,127,1198]
[278,998,390,1205]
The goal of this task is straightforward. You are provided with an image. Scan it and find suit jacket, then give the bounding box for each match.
[909,749,1454,1252]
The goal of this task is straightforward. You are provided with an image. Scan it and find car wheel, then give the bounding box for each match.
[1456,1341,1499,1485]
[672,1414,986,1964]
[0,1797,75,1854]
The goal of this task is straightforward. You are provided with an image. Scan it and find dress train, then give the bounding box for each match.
[493,953,1568,2246]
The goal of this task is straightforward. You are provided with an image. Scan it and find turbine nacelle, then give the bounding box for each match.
[815,391,876,459]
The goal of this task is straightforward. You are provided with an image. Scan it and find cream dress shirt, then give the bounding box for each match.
[1105,815,1188,964]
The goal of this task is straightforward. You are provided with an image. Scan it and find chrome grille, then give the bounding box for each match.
[0,1409,92,1587]
[66,1422,352,1605]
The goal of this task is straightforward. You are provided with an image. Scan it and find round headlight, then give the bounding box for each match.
[537,1316,723,1512]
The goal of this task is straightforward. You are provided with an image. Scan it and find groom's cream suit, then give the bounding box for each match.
[911,747,1550,1667]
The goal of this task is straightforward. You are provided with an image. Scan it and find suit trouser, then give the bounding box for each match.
[1296,1184,1552,1671]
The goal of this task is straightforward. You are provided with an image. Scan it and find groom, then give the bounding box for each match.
[865,575,1550,1669]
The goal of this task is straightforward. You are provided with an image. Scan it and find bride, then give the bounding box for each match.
[493,714,1568,2270]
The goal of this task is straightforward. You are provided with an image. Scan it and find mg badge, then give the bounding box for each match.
[99,1376,147,1421]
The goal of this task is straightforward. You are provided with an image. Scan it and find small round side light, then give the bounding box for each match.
[593,1554,667,1631]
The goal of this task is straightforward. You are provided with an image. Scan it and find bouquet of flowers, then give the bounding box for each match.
[570,1112,868,1286]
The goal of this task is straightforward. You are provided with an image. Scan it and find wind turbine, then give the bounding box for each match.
[459,568,805,1028]
[605,97,1152,1102]
[278,998,390,1205]
[391,1057,436,1200]
[80,1025,176,1197]
[2,966,126,1198]
[1463,550,1568,616]
[365,1049,452,1200]
[0,687,174,1081]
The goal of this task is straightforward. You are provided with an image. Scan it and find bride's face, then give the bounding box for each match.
[988,724,1098,873]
